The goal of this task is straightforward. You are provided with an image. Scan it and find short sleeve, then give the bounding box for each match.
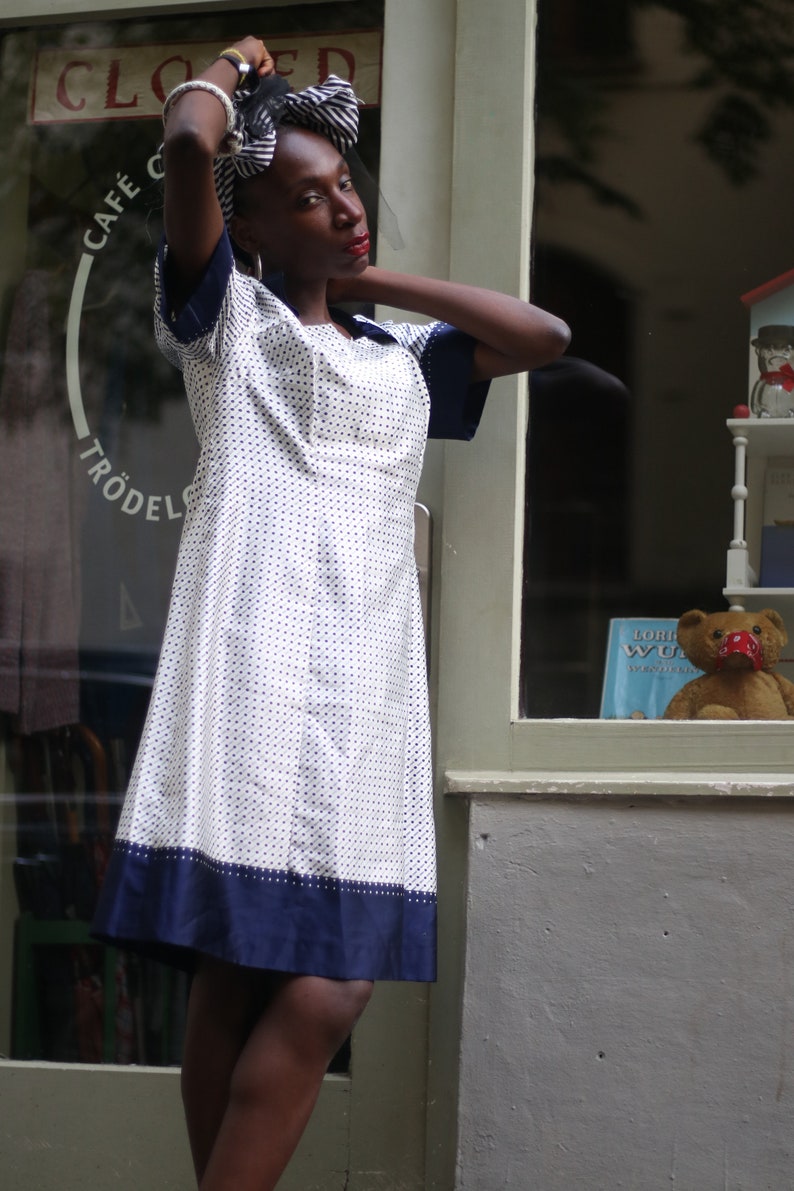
[154,229,261,370]
[379,320,490,441]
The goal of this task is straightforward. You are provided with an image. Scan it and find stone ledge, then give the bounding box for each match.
[444,770,794,799]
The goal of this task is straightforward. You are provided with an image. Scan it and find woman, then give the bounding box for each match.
[93,35,569,1190]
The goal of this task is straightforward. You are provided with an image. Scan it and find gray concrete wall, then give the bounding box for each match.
[457,796,794,1190]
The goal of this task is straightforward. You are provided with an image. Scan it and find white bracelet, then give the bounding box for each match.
[162,79,236,138]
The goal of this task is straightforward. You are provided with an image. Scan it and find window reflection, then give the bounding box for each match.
[2,87,193,1065]
[524,0,794,717]
[0,2,383,1065]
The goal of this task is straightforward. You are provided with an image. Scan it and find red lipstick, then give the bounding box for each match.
[344,233,370,257]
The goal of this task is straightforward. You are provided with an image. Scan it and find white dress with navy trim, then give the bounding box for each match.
[92,230,488,982]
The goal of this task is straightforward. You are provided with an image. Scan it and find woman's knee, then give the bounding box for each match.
[279,976,373,1051]
[332,978,374,1030]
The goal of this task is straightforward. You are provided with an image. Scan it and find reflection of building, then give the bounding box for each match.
[524,246,633,716]
[0,270,80,735]
[2,3,794,1190]
[524,354,631,717]
[527,2,794,713]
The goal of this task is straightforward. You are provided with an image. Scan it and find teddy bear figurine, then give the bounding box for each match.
[663,607,794,720]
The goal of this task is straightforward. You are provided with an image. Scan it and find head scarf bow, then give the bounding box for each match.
[213,74,360,225]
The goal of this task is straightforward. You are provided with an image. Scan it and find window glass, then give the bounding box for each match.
[523,0,794,718]
[0,1,383,1065]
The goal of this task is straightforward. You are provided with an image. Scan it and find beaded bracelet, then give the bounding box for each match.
[218,46,247,66]
[162,79,236,138]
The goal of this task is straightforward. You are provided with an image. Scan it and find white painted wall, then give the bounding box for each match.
[457,795,794,1189]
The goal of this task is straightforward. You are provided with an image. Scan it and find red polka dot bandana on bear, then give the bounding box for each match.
[716,630,763,671]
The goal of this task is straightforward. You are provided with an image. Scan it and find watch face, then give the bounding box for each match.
[220,53,252,80]
[228,58,255,90]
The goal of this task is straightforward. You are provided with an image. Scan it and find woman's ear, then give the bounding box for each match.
[230,216,280,275]
[229,213,258,258]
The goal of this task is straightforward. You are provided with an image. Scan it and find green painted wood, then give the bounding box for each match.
[0,1065,351,1191]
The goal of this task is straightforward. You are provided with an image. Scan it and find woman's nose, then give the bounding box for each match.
[334,190,363,226]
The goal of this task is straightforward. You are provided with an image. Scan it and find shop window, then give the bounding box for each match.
[0,1,383,1066]
[523,0,794,718]
[539,0,636,71]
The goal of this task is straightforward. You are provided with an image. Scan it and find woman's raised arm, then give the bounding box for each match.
[161,37,274,296]
[329,267,570,380]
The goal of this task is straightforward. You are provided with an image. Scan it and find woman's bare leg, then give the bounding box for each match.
[181,958,271,1181]
[182,963,372,1190]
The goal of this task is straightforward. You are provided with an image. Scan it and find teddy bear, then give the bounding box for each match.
[663,607,794,720]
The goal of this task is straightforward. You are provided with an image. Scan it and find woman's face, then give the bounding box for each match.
[230,127,370,282]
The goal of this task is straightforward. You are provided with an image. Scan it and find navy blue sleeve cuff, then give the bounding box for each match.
[421,324,491,441]
[158,230,234,343]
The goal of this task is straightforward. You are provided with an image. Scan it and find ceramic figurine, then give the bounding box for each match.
[750,324,794,416]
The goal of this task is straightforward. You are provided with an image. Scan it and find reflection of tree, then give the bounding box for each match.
[536,0,794,215]
[24,120,180,425]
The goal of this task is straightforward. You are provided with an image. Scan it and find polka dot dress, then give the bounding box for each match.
[93,231,488,982]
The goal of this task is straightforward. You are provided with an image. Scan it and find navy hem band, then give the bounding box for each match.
[92,840,437,983]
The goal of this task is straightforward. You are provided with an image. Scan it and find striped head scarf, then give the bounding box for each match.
[214,74,361,224]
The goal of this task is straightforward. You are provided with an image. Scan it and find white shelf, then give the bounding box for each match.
[724,587,794,601]
[727,418,794,456]
[724,420,794,611]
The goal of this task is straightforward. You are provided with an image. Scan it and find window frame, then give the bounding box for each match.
[0,0,342,25]
[429,0,794,797]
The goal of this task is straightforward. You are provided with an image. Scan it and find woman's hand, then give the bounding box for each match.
[228,36,276,78]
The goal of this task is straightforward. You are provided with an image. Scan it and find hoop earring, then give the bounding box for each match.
[252,253,263,281]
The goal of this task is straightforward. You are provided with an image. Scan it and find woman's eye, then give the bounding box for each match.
[340,177,353,191]
[298,194,322,208]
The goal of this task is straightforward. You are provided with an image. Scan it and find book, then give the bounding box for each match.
[600,618,700,719]
[760,456,794,586]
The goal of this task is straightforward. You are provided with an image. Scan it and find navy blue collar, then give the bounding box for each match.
[262,271,396,344]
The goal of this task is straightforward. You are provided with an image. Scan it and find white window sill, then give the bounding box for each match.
[444,768,794,799]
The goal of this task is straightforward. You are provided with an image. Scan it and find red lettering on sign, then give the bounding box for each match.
[56,60,92,112]
[271,49,297,77]
[105,58,139,110]
[151,54,192,103]
[318,47,356,84]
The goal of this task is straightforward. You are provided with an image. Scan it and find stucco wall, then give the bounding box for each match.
[457,796,794,1189]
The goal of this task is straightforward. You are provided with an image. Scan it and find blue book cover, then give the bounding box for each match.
[760,525,794,586]
[600,618,700,719]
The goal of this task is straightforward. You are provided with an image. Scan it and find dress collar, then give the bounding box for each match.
[262,271,397,344]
